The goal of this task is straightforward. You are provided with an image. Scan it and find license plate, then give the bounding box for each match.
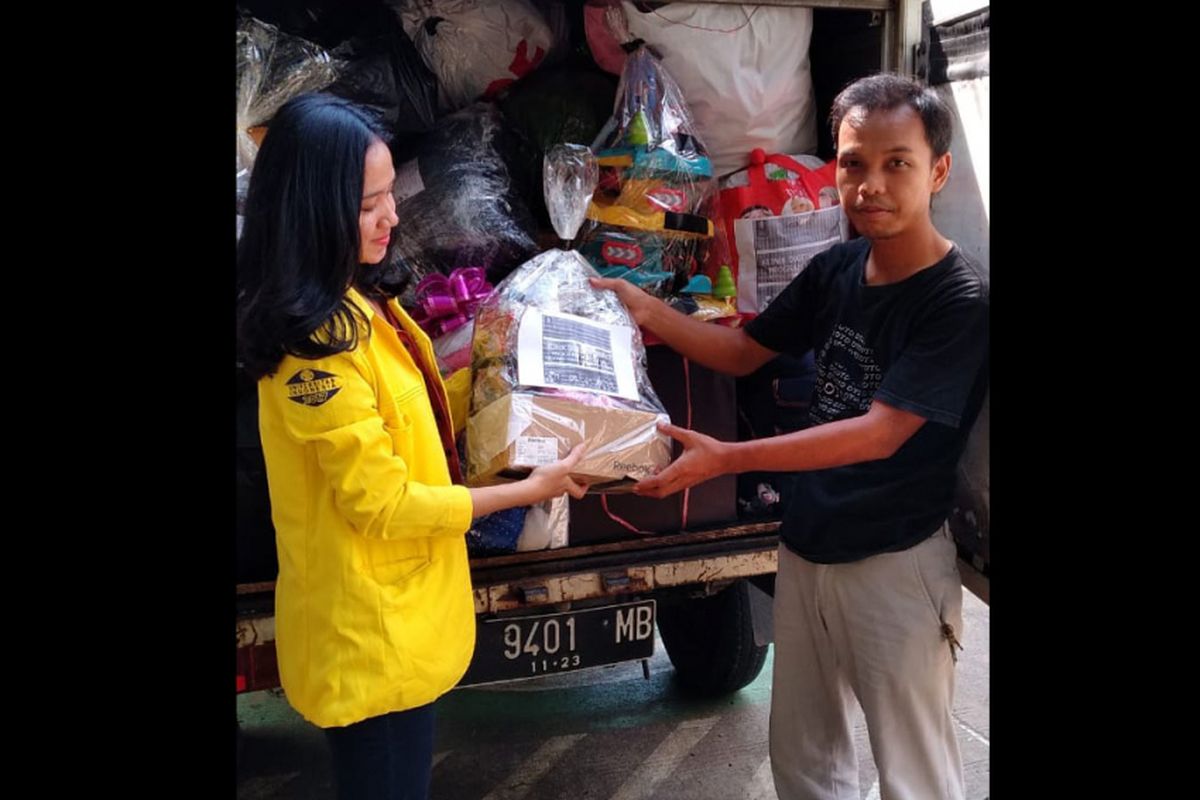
[459,600,656,687]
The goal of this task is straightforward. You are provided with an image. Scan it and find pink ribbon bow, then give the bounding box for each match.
[411,267,493,338]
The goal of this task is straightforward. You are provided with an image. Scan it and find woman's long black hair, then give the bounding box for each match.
[236,92,400,380]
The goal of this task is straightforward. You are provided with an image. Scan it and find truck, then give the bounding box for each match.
[236,0,989,702]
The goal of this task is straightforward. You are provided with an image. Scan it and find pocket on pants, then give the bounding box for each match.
[910,527,964,643]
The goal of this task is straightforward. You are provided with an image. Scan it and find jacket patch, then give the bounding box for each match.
[285,368,343,407]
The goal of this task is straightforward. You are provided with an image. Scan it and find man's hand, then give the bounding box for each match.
[589,277,658,326]
[633,422,732,499]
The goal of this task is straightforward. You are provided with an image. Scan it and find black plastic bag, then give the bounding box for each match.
[325,6,439,134]
[500,66,617,227]
[236,0,382,49]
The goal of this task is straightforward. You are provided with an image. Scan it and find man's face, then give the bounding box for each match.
[836,105,951,241]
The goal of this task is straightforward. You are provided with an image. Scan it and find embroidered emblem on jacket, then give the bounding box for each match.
[285,369,343,407]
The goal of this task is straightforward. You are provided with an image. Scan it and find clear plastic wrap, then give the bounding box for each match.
[577,44,718,297]
[544,144,599,242]
[236,15,343,210]
[466,147,671,491]
[386,103,539,300]
[467,249,663,415]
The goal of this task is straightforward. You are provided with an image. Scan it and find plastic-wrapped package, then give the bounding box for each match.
[466,251,672,489]
[466,145,671,491]
[390,0,552,112]
[237,15,343,211]
[585,1,819,178]
[517,495,569,551]
[577,44,717,297]
[466,246,665,418]
[385,103,539,296]
[238,1,438,136]
[578,227,676,297]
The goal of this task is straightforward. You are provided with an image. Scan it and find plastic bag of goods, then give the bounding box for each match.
[466,144,672,491]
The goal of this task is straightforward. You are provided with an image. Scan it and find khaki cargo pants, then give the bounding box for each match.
[769,524,966,800]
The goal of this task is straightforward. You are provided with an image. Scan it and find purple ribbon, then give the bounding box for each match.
[411,267,493,338]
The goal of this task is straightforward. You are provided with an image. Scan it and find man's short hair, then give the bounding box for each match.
[831,73,954,159]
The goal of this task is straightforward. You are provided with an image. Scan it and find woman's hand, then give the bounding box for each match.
[468,442,589,520]
[525,442,589,502]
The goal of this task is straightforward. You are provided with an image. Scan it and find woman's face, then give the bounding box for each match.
[359,140,399,265]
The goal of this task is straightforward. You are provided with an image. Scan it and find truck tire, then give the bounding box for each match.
[656,579,769,696]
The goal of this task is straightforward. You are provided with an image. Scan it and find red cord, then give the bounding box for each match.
[602,493,652,535]
[681,356,691,530]
[600,356,695,535]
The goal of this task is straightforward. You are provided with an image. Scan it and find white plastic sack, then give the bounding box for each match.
[516,495,569,551]
[392,0,553,112]
[620,1,818,178]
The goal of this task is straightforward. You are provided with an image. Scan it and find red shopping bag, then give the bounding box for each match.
[714,148,838,283]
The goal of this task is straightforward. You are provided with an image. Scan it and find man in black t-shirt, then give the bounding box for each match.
[593,73,988,800]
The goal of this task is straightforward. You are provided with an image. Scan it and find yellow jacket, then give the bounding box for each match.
[258,288,476,728]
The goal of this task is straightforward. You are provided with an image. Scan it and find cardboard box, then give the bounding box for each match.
[568,346,738,544]
[466,391,671,490]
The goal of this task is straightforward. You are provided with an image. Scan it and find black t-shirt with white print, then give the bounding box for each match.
[743,237,989,563]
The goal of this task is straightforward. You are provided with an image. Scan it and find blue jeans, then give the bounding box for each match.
[324,703,435,800]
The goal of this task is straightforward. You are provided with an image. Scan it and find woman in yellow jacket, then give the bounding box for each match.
[236,93,586,800]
